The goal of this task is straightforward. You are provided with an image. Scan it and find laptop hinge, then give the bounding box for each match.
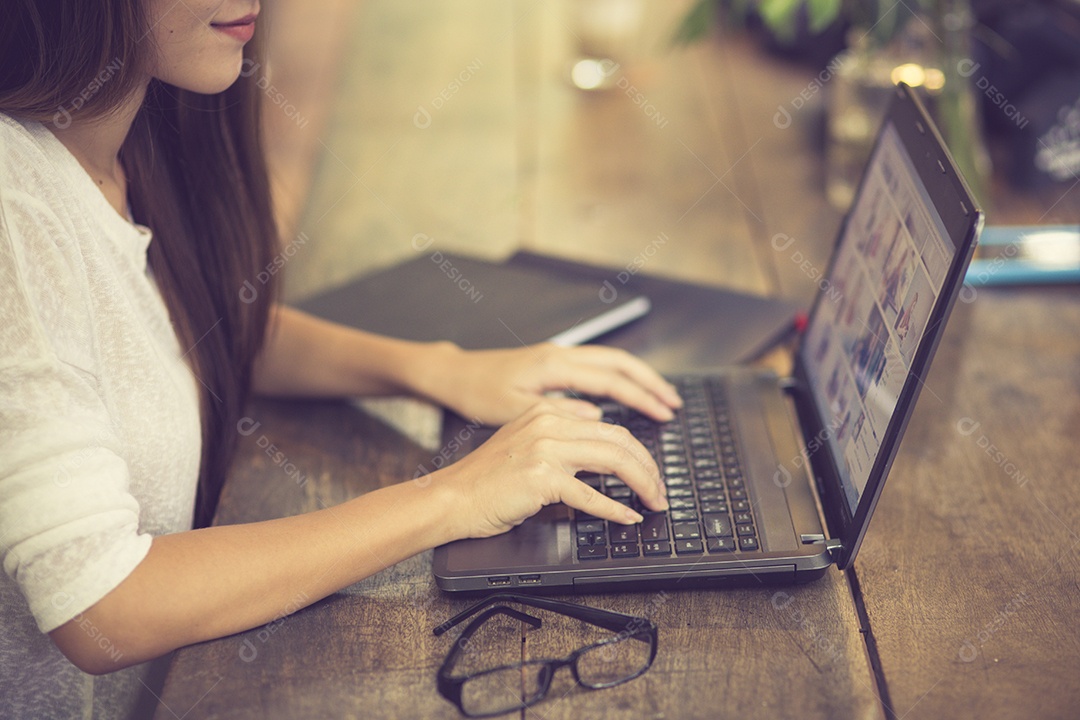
[825,538,843,563]
[778,376,805,395]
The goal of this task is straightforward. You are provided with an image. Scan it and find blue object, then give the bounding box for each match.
[965,225,1080,285]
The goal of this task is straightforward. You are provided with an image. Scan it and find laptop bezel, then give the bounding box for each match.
[789,83,983,569]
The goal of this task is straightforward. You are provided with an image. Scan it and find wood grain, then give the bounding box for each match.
[158,0,1080,718]
[854,288,1080,720]
[156,398,880,719]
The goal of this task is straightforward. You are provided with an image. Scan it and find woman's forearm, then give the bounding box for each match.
[49,476,461,674]
[251,304,457,399]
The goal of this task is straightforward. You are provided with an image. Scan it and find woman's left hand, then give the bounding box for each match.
[422,343,683,426]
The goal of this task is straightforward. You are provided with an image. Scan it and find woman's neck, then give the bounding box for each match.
[48,85,147,218]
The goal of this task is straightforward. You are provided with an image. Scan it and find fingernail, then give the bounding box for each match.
[625,508,644,524]
[666,383,683,405]
[575,403,603,420]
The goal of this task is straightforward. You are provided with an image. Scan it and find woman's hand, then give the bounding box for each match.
[421,342,682,427]
[430,401,669,539]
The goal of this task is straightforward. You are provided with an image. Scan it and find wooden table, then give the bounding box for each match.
[155,2,1080,718]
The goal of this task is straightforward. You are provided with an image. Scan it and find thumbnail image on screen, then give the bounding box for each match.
[802,123,956,513]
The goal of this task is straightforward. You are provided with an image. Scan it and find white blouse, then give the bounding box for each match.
[0,114,202,719]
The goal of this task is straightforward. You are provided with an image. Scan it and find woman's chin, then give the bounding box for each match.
[155,58,245,95]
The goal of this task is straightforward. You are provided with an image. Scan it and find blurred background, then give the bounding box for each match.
[259,0,1080,307]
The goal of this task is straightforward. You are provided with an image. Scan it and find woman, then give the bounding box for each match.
[0,2,679,717]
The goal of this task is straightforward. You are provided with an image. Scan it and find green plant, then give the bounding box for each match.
[673,0,924,48]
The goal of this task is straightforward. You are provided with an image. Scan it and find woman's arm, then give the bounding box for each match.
[253,305,682,425]
[251,304,448,398]
[51,474,458,674]
[49,402,667,674]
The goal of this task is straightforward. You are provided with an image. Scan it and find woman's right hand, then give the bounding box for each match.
[430,402,669,540]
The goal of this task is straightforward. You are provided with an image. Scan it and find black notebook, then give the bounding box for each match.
[296,252,652,349]
[504,252,802,370]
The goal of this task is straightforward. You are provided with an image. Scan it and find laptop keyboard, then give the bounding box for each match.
[575,376,760,560]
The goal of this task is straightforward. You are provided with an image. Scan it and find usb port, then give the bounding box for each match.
[487,576,511,586]
[518,574,541,585]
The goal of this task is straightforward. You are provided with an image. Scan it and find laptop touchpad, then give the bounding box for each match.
[443,504,573,571]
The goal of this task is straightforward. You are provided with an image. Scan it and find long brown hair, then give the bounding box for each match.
[1,1,278,527]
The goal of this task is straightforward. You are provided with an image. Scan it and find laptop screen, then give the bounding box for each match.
[801,121,957,514]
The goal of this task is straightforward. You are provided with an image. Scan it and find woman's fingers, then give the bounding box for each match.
[573,345,683,409]
[536,394,603,420]
[439,401,673,538]
[548,362,677,422]
[531,345,682,422]
[514,407,667,513]
[558,479,646,525]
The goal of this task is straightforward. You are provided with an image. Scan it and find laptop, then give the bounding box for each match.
[432,83,984,593]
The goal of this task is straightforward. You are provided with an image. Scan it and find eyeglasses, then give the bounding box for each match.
[433,593,658,718]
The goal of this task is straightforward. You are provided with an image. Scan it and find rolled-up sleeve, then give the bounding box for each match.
[1,190,152,633]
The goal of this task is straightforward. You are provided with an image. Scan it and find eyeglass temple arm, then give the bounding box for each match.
[433,593,649,636]
[438,605,542,679]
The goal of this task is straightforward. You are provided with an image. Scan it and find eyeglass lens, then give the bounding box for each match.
[458,633,652,716]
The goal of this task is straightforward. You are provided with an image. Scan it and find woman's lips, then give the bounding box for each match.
[212,14,257,43]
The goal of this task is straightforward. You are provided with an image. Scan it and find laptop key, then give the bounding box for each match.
[707,537,737,552]
[672,522,701,540]
[578,546,607,560]
[576,519,605,534]
[640,514,669,541]
[733,511,752,524]
[702,513,733,537]
[732,500,750,512]
[577,532,605,547]
[610,525,638,544]
[577,473,602,489]
[675,539,704,555]
[739,536,759,551]
[670,509,698,522]
[736,524,756,536]
[668,497,696,509]
[700,500,728,514]
[605,485,633,499]
[611,543,640,559]
[729,488,747,500]
[642,540,671,556]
